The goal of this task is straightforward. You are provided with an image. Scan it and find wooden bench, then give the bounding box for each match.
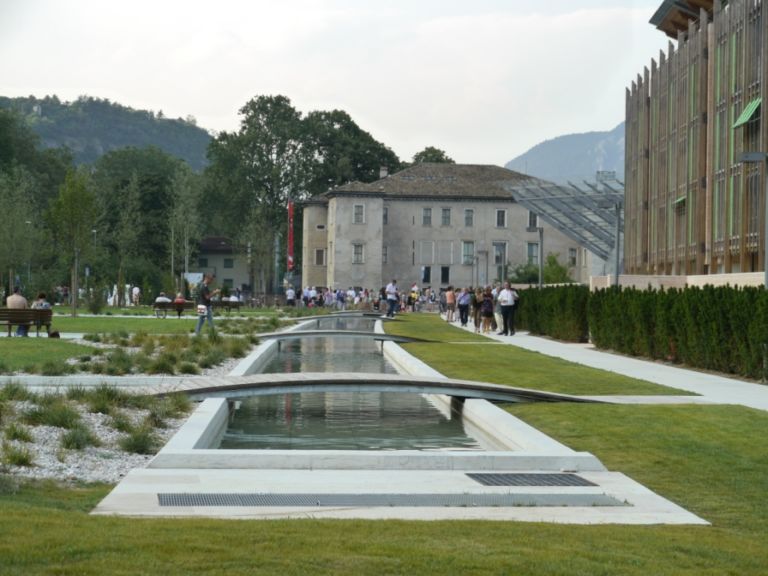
[0,308,53,337]
[153,301,195,318]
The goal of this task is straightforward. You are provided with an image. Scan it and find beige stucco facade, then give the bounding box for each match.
[302,164,590,290]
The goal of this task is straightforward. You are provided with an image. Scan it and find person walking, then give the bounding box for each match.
[194,274,219,336]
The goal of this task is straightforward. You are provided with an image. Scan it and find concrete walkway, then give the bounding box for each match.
[448,319,768,412]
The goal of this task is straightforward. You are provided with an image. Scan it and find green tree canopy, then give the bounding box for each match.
[412,146,455,164]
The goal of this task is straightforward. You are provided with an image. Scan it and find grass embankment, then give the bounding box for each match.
[387,313,684,396]
[51,316,196,335]
[0,339,97,373]
[0,313,766,574]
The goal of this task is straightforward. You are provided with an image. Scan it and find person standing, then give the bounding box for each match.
[445,286,456,322]
[385,279,398,318]
[7,286,29,337]
[285,285,296,307]
[497,282,517,335]
[457,287,471,327]
[195,274,219,336]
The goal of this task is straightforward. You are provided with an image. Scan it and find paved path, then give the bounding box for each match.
[448,319,768,412]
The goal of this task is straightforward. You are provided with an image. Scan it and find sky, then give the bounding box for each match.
[1,0,671,166]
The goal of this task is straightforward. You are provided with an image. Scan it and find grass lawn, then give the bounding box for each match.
[50,316,197,335]
[390,313,686,396]
[0,339,96,372]
[1,311,766,574]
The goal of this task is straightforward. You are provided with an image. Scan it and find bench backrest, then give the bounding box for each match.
[0,308,53,322]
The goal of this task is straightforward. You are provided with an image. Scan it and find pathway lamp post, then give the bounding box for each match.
[738,152,768,288]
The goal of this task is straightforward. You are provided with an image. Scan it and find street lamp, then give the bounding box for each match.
[738,152,768,287]
[526,226,544,288]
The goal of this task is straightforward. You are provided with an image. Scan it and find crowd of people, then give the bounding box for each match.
[440,281,520,335]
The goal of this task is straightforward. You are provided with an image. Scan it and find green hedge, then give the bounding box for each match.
[516,285,590,343]
[521,284,768,380]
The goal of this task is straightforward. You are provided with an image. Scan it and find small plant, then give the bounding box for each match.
[85,384,132,414]
[1,441,34,467]
[83,333,102,343]
[0,382,33,401]
[65,385,89,401]
[118,426,159,454]
[40,360,73,376]
[4,422,33,443]
[178,362,200,375]
[109,411,134,433]
[147,355,176,375]
[145,400,173,428]
[61,424,101,450]
[105,349,133,375]
[23,399,81,429]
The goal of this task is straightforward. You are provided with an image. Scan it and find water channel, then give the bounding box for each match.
[219,316,483,451]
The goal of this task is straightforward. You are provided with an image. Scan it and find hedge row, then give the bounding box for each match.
[516,285,590,343]
[516,284,768,380]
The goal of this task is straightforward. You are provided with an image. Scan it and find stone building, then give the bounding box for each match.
[302,163,589,291]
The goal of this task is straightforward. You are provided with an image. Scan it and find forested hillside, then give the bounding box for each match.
[0,95,211,170]
[505,122,624,183]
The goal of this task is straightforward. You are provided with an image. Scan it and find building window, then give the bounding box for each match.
[568,247,577,267]
[315,249,326,266]
[441,208,451,226]
[198,257,208,268]
[528,211,538,229]
[316,224,326,230]
[422,266,431,283]
[352,243,364,264]
[461,241,474,265]
[493,242,507,282]
[464,209,474,227]
[353,204,365,224]
[422,207,432,226]
[383,206,388,225]
[382,245,388,264]
[496,209,507,228]
[527,242,539,264]
[223,258,234,269]
[223,279,234,288]
[441,266,450,284]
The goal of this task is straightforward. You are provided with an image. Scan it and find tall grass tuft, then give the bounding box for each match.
[1,441,34,467]
[4,422,33,443]
[118,426,159,454]
[22,398,81,429]
[0,381,34,402]
[61,424,101,450]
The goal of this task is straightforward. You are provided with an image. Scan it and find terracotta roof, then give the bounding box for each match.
[322,163,532,201]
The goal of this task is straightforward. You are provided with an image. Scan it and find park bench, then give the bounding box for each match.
[0,308,53,337]
[153,301,195,319]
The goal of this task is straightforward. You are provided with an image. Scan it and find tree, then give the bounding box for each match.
[169,164,203,292]
[205,95,315,292]
[412,146,455,164]
[48,169,97,316]
[543,253,573,284]
[112,172,142,306]
[0,168,36,293]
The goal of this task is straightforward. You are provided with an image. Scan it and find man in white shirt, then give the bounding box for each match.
[285,286,296,306]
[497,281,518,335]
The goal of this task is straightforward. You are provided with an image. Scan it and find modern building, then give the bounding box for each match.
[301,163,589,291]
[625,0,768,279]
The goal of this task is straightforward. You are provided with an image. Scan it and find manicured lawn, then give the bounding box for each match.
[390,313,686,396]
[51,316,197,335]
[0,339,96,372]
[1,311,766,574]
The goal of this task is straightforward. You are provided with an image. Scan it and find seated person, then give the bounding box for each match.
[154,292,172,304]
[31,292,51,310]
[172,292,188,318]
[6,286,29,337]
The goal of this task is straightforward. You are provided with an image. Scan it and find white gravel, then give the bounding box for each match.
[1,401,189,484]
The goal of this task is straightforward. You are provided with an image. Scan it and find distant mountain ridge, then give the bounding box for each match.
[505,122,624,183]
[0,95,212,171]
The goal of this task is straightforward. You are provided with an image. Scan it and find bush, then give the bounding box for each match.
[118,426,159,454]
[61,424,101,450]
[4,422,33,443]
[23,399,81,429]
[1,441,34,467]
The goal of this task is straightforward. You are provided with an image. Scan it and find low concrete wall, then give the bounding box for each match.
[591,272,764,290]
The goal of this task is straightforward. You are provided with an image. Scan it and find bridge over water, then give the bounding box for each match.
[254,330,426,344]
[174,372,601,404]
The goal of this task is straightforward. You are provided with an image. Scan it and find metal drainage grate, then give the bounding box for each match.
[157,492,622,508]
[466,473,597,487]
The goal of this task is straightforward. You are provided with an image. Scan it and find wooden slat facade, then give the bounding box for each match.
[625,0,767,276]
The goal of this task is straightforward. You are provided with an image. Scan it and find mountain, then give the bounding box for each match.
[505,122,624,183]
[0,95,212,171]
